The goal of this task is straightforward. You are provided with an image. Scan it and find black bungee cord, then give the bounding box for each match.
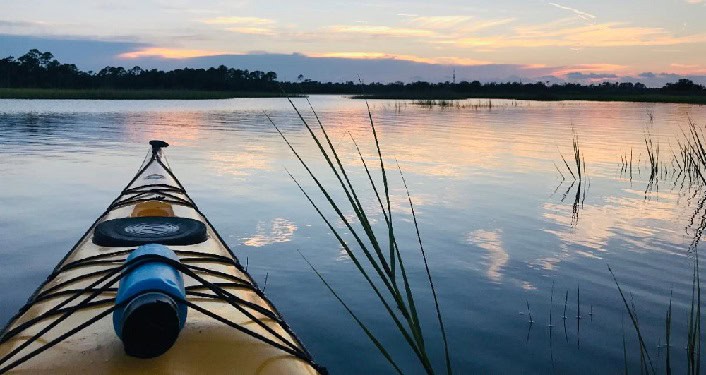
[0,143,327,374]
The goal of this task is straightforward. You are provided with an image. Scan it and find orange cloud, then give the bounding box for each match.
[670,63,706,74]
[551,63,627,75]
[118,48,228,59]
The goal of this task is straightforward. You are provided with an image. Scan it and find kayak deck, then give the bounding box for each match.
[0,142,321,374]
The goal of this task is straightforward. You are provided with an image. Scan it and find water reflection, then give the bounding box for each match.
[121,111,204,147]
[243,218,297,247]
[544,189,686,254]
[2,97,706,373]
[467,229,508,282]
[208,147,272,177]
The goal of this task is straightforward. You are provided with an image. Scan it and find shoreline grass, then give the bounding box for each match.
[0,88,298,100]
[611,119,706,374]
[352,92,706,105]
[3,87,706,104]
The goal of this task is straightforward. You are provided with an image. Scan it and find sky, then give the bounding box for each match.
[1,0,706,85]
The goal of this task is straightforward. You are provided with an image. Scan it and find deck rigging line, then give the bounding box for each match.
[0,145,326,374]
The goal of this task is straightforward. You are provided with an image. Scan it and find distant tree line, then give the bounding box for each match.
[0,49,278,91]
[281,77,706,98]
[1,49,706,97]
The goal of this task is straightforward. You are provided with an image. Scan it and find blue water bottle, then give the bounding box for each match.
[113,244,188,358]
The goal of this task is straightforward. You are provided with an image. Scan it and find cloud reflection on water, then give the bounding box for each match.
[243,218,297,247]
[538,188,689,273]
[208,147,272,177]
[467,229,508,282]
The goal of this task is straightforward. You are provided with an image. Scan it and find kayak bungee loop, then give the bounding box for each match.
[113,244,187,359]
[0,250,325,373]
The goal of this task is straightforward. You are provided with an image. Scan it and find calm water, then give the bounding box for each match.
[1,96,705,374]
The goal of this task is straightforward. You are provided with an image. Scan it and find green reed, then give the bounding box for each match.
[557,133,586,182]
[665,291,672,375]
[623,314,629,375]
[610,120,706,373]
[645,131,660,180]
[415,99,460,108]
[686,245,701,375]
[609,265,656,374]
[609,246,701,375]
[268,97,451,374]
[413,99,495,110]
[675,120,706,186]
[620,148,634,179]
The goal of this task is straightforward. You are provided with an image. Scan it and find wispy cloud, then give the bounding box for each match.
[671,63,700,68]
[202,16,278,36]
[329,16,515,43]
[308,51,490,65]
[409,16,473,29]
[0,19,49,28]
[225,27,275,36]
[408,15,515,33]
[201,16,275,25]
[327,25,435,37]
[548,2,596,21]
[670,63,706,73]
[451,21,706,49]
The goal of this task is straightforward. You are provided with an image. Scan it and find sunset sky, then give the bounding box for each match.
[2,0,706,84]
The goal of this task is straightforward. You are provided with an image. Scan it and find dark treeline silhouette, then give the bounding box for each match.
[0,49,278,91]
[2,49,706,99]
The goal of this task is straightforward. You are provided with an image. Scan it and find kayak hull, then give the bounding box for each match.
[0,143,320,374]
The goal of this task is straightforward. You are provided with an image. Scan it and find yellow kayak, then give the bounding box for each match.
[0,141,323,374]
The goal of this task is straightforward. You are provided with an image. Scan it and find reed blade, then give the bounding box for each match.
[299,251,404,375]
[608,265,655,375]
[284,170,426,364]
[398,161,452,375]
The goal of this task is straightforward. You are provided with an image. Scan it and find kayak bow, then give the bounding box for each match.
[0,141,322,374]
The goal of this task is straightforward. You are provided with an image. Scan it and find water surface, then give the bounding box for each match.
[1,96,705,373]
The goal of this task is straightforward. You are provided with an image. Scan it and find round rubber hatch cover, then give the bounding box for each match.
[93,217,208,247]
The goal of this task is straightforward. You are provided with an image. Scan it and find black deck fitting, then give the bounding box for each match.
[149,140,169,152]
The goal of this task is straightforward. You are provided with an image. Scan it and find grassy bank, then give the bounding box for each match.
[351,92,706,104]
[0,88,295,100]
[4,87,706,104]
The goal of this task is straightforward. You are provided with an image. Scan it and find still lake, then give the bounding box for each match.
[1,96,705,374]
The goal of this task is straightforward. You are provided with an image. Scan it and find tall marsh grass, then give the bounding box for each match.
[555,132,588,225]
[268,98,451,374]
[557,133,586,182]
[611,120,706,374]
